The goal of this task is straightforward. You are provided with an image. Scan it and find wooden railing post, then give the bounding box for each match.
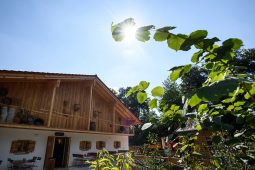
[87,80,95,130]
[47,80,60,127]
[112,103,116,133]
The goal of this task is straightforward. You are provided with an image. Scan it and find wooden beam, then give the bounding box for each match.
[47,80,60,127]
[87,80,95,130]
[0,123,134,136]
[112,102,116,133]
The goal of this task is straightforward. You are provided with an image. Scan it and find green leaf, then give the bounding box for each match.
[151,86,164,97]
[126,85,139,97]
[244,92,251,99]
[213,159,221,169]
[191,50,204,63]
[196,79,239,102]
[153,27,175,41]
[223,38,243,50]
[149,98,158,109]
[195,124,202,131]
[136,25,154,42]
[234,101,246,107]
[189,30,208,41]
[192,152,202,156]
[167,34,186,51]
[180,144,189,152]
[227,105,234,111]
[211,111,219,116]
[188,94,202,107]
[136,92,147,104]
[111,18,136,41]
[198,104,208,112]
[170,64,192,81]
[138,81,150,90]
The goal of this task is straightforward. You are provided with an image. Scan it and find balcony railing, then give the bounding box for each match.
[0,104,134,135]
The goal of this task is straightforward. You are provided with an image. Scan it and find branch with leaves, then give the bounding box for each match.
[111,18,255,169]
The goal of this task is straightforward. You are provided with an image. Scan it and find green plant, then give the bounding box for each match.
[111,18,255,169]
[87,149,134,170]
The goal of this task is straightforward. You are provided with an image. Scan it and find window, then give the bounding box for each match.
[79,141,91,151]
[114,141,121,149]
[96,141,105,150]
[10,140,35,154]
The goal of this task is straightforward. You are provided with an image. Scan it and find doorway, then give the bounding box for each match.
[44,136,70,170]
[54,137,67,168]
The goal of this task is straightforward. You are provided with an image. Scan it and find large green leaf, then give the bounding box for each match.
[111,18,135,41]
[136,92,147,104]
[136,25,154,42]
[153,26,175,41]
[191,50,204,63]
[196,79,239,102]
[223,38,243,50]
[149,98,158,109]
[189,30,208,41]
[198,104,208,112]
[169,64,192,81]
[188,94,202,107]
[167,34,186,51]
[138,81,150,90]
[151,86,165,97]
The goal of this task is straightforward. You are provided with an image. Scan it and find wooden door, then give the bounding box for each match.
[63,137,71,168]
[43,136,55,170]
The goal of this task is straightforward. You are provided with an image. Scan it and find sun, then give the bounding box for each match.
[123,24,137,42]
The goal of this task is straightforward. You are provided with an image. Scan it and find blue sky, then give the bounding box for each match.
[1,0,254,90]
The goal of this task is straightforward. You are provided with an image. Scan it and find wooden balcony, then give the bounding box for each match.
[0,104,134,136]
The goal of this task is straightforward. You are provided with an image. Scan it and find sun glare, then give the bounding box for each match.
[123,25,137,42]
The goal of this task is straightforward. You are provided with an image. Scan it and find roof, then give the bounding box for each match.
[0,70,141,124]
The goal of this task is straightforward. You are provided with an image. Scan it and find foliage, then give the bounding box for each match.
[180,66,208,98]
[111,18,255,169]
[116,87,149,118]
[160,79,182,110]
[88,149,134,170]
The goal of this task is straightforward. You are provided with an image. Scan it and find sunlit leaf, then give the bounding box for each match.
[188,94,202,107]
[151,86,165,97]
[139,81,150,90]
[170,64,192,81]
[195,124,202,131]
[149,98,158,109]
[167,34,187,51]
[153,26,175,41]
[136,92,147,103]
[136,25,154,42]
[191,50,204,63]
[111,18,135,41]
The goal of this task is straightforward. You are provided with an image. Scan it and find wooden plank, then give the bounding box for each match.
[87,81,95,130]
[47,80,60,127]
[112,103,116,133]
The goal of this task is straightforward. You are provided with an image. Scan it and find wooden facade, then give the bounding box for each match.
[0,70,140,135]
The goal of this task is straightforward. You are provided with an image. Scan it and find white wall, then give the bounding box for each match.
[0,128,129,169]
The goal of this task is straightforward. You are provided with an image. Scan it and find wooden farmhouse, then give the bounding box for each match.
[0,70,140,169]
